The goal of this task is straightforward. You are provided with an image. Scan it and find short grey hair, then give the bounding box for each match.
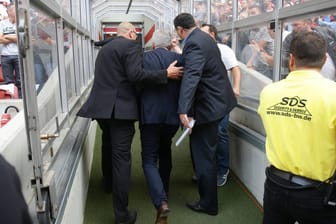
[152,30,171,48]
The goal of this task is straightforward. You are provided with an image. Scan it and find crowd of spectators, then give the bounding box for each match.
[192,0,336,32]
[191,0,336,80]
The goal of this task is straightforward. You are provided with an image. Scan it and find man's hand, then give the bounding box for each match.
[233,87,240,97]
[179,114,192,129]
[167,60,183,80]
[171,37,182,54]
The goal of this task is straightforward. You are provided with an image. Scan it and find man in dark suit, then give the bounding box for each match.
[174,13,237,215]
[139,30,182,224]
[77,22,182,224]
[0,155,33,224]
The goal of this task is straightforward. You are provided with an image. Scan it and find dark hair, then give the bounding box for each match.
[290,31,326,68]
[174,13,196,29]
[201,23,219,40]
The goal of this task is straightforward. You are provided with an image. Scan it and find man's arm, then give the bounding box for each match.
[220,45,241,97]
[125,41,182,83]
[178,42,204,127]
[230,66,241,97]
[3,33,17,43]
[0,33,13,44]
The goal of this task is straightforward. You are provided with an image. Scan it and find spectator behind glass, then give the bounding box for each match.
[282,18,336,80]
[262,0,275,12]
[0,3,21,97]
[193,1,207,26]
[241,27,274,78]
[235,4,262,59]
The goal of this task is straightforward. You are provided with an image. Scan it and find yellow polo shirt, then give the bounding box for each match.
[258,70,336,181]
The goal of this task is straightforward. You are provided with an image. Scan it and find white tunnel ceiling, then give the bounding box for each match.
[92,0,179,23]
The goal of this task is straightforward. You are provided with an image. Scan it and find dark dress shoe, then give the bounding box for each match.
[185,201,218,216]
[116,210,137,224]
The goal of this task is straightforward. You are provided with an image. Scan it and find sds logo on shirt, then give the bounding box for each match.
[280,97,307,107]
[266,96,312,121]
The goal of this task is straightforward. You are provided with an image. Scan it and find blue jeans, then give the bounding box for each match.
[1,55,21,97]
[217,114,230,177]
[140,124,178,209]
[34,63,48,93]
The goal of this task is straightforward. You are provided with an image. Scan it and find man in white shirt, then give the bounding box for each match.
[0,3,20,97]
[201,23,241,187]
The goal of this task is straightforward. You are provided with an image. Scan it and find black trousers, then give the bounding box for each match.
[190,120,219,213]
[97,118,135,222]
[263,171,336,224]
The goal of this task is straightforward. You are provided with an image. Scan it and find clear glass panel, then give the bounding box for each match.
[281,13,336,80]
[77,35,84,89]
[180,0,191,13]
[236,23,274,110]
[283,0,313,8]
[235,24,274,109]
[72,0,80,21]
[211,0,233,25]
[82,38,89,85]
[59,0,71,15]
[81,0,87,29]
[237,25,274,80]
[89,40,94,80]
[218,31,233,47]
[193,0,208,26]
[30,6,58,94]
[30,5,61,131]
[64,26,74,100]
[86,0,91,33]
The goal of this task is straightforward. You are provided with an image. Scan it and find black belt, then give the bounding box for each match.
[267,166,322,187]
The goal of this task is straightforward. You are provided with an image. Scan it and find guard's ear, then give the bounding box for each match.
[322,54,327,66]
[288,53,295,72]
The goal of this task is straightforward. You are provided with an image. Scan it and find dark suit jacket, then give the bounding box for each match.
[140,48,182,125]
[77,36,168,120]
[0,155,32,224]
[178,28,237,124]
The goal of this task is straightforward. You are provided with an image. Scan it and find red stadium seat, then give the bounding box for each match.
[0,84,18,99]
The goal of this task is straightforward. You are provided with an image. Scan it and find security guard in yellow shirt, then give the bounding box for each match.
[258,31,336,224]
